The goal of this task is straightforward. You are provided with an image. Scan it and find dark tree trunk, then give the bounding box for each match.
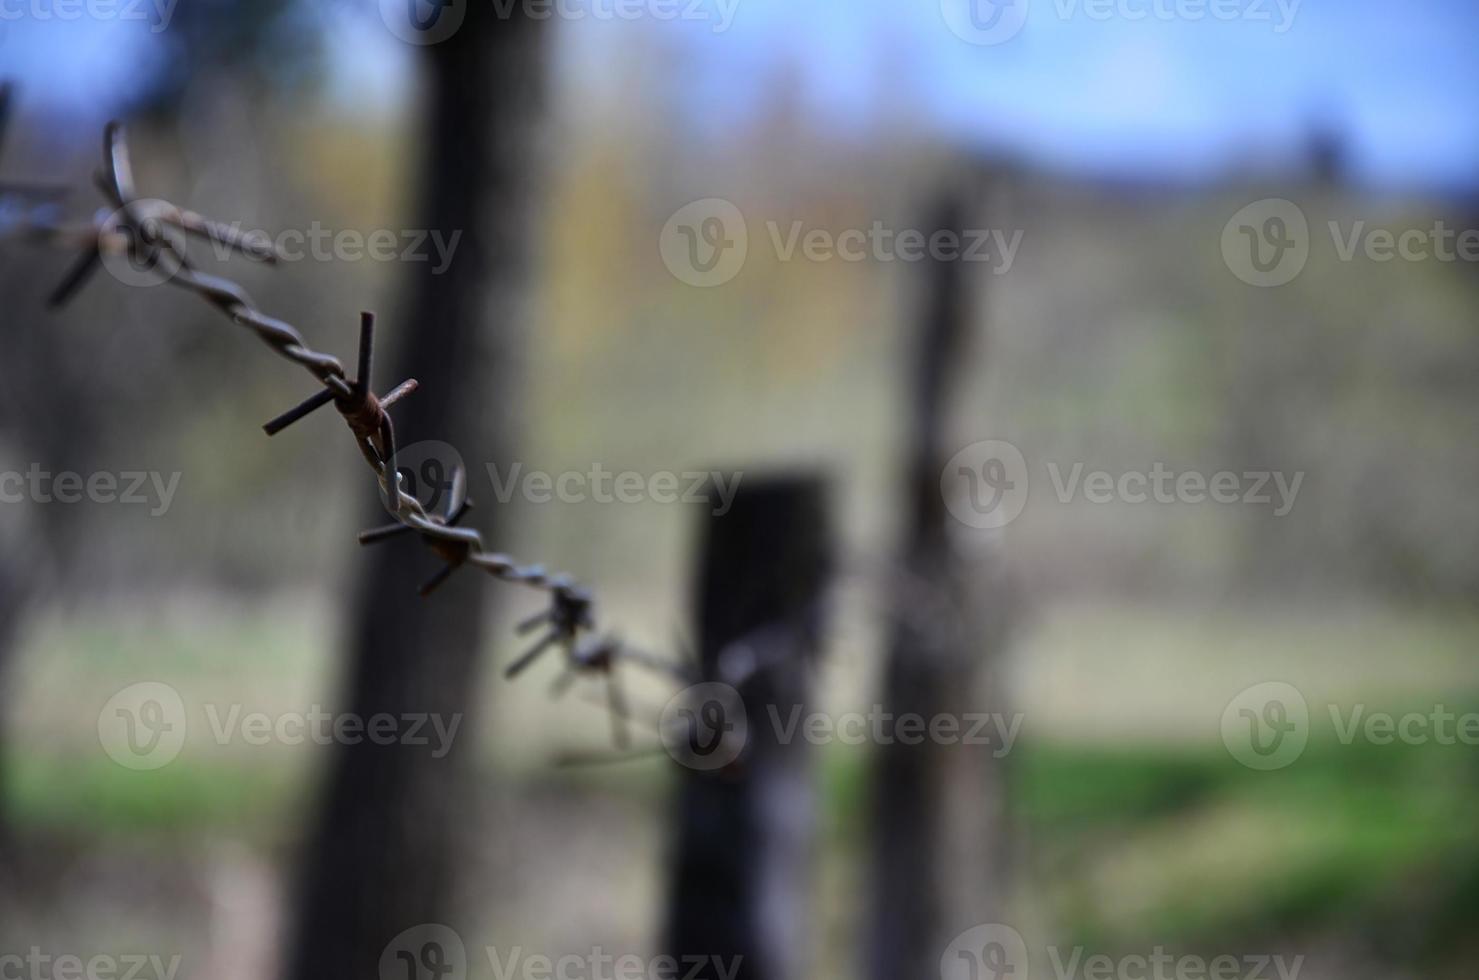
[0,561,28,857]
[283,10,547,980]
[666,476,834,980]
[867,191,1011,980]
[0,83,108,854]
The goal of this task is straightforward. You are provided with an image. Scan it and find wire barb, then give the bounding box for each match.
[0,95,695,750]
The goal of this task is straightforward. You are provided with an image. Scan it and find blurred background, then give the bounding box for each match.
[1,1,1478,979]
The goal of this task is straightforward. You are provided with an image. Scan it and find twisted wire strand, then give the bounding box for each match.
[0,101,700,739]
[3,100,974,755]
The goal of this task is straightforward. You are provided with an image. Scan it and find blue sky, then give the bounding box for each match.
[622,0,1479,189]
[3,0,1475,191]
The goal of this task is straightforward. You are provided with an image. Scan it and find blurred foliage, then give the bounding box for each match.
[5,18,1479,980]
[132,0,328,114]
[7,605,1479,974]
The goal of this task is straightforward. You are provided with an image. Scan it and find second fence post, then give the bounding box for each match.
[665,474,834,980]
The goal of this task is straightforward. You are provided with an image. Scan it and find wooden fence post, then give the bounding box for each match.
[665,474,834,980]
[282,10,547,980]
[867,187,1013,980]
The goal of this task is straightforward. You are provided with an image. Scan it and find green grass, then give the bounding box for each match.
[1019,735,1479,953]
[5,598,1479,962]
[5,750,310,842]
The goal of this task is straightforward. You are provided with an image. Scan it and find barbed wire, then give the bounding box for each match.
[0,86,696,746]
[0,88,994,758]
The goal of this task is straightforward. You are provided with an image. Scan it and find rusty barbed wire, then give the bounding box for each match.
[0,88,699,747]
[0,89,992,760]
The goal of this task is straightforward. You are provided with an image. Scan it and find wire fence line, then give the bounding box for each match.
[0,88,987,757]
[0,86,688,742]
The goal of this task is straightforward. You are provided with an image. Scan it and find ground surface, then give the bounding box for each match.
[4,595,1476,979]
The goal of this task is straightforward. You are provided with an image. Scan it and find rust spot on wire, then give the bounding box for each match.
[0,91,698,745]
